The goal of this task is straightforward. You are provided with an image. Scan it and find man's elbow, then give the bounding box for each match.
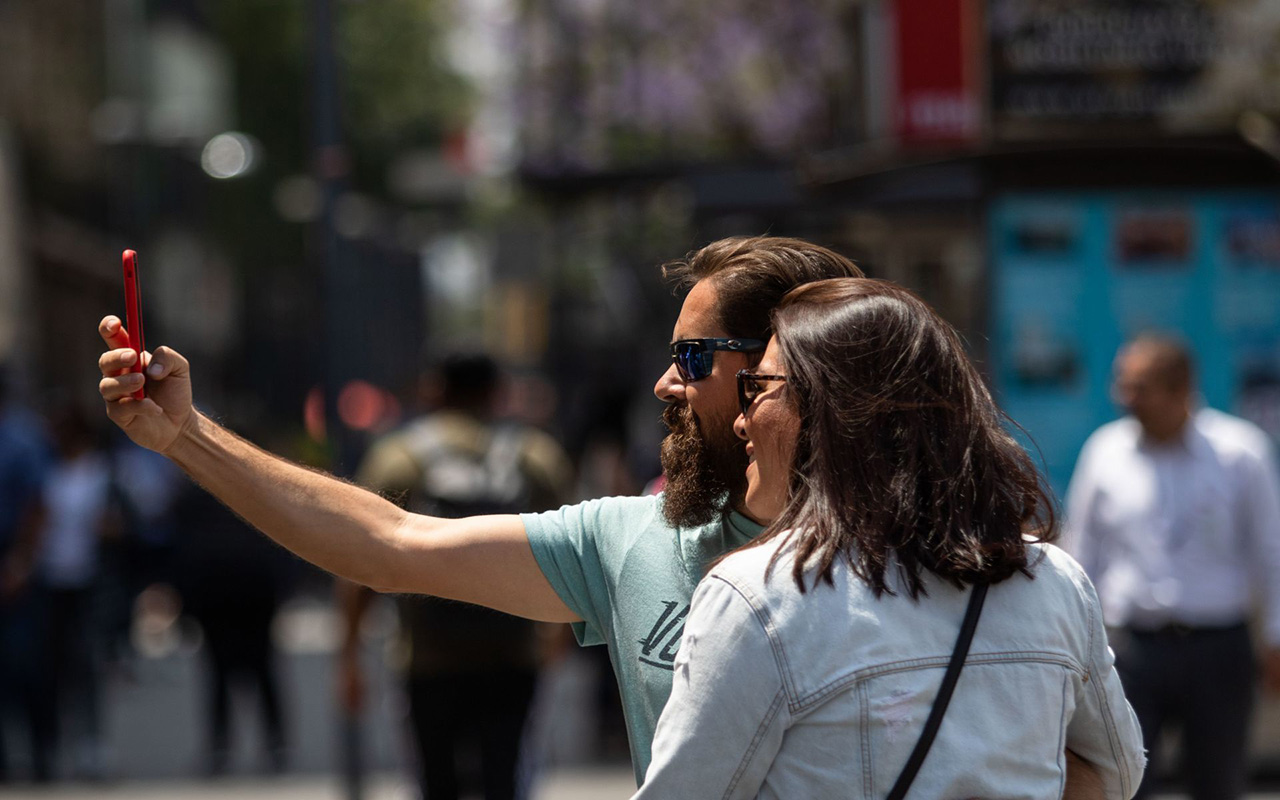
[353,511,423,595]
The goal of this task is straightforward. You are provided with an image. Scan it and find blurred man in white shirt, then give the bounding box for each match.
[1067,335,1280,800]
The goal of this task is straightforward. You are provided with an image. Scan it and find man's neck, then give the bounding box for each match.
[1142,411,1192,445]
[729,501,767,526]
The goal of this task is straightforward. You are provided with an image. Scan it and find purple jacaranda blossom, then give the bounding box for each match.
[512,0,857,168]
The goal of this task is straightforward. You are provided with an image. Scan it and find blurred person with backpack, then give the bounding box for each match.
[338,353,573,800]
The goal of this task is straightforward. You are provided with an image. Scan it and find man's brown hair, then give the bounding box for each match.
[664,237,864,342]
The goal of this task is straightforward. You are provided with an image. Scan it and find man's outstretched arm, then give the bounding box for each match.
[96,315,579,623]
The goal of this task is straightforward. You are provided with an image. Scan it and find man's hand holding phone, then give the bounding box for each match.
[100,250,196,453]
[98,315,195,454]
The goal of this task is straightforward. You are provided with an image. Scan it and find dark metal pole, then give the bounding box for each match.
[309,3,364,800]
[310,0,351,471]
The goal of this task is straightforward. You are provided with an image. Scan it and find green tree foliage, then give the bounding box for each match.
[338,0,473,155]
[211,0,473,196]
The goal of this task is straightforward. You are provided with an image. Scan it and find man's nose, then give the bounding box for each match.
[654,362,687,404]
[733,412,748,441]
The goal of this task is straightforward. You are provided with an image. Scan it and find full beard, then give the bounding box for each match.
[658,403,748,528]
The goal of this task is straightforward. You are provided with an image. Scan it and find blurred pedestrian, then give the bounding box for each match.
[0,367,53,782]
[172,475,293,776]
[1066,334,1280,800]
[37,407,113,780]
[99,436,182,669]
[339,352,574,800]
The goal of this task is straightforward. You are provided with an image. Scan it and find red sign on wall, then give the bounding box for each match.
[893,0,982,144]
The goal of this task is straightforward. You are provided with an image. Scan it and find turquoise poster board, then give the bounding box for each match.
[991,191,1280,497]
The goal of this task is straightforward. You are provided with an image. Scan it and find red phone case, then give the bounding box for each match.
[122,250,145,400]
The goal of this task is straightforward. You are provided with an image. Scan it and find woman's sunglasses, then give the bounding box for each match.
[737,370,788,416]
[669,338,765,382]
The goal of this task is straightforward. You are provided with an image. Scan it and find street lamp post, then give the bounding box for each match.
[308,3,364,800]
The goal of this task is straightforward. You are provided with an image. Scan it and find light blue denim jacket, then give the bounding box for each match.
[635,542,1145,799]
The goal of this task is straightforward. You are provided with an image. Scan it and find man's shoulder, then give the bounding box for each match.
[1083,417,1140,452]
[367,414,453,454]
[525,493,666,535]
[399,410,485,442]
[1195,408,1274,461]
[584,492,666,519]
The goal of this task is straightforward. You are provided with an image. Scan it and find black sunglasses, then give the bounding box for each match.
[737,370,788,416]
[670,338,766,382]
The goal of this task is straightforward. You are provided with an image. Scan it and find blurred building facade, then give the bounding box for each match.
[509,0,1280,493]
[506,0,1280,774]
[4,0,1279,477]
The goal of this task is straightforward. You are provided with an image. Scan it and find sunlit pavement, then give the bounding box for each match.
[9,599,1278,798]
[3,772,1280,800]
[0,768,638,800]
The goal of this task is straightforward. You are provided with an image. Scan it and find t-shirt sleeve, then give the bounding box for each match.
[522,498,616,646]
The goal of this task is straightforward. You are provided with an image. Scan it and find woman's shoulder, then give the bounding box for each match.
[1025,542,1091,589]
[704,538,1099,618]
[1001,542,1102,626]
[703,534,882,625]
[698,536,822,624]
[706,534,799,589]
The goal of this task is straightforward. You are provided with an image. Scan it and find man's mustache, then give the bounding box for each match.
[662,403,691,433]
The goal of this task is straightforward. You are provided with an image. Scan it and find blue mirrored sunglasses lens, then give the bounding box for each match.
[674,342,708,381]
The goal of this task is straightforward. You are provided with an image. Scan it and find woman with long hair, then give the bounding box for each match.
[636,279,1144,798]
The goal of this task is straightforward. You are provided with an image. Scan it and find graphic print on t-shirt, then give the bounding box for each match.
[638,600,688,670]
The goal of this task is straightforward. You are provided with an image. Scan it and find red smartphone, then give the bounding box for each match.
[122,250,146,400]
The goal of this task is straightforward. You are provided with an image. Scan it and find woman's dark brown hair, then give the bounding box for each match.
[753,278,1057,598]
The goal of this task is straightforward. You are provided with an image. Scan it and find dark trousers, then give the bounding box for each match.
[47,588,102,763]
[407,669,536,800]
[0,587,55,782]
[1116,623,1255,800]
[198,606,285,769]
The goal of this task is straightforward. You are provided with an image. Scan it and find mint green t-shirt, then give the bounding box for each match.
[522,493,763,785]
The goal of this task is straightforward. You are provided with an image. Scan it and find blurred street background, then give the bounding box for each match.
[3,0,1280,797]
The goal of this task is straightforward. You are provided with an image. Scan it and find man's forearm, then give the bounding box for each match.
[167,412,411,591]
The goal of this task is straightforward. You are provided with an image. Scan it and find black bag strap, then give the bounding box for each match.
[885,582,989,800]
